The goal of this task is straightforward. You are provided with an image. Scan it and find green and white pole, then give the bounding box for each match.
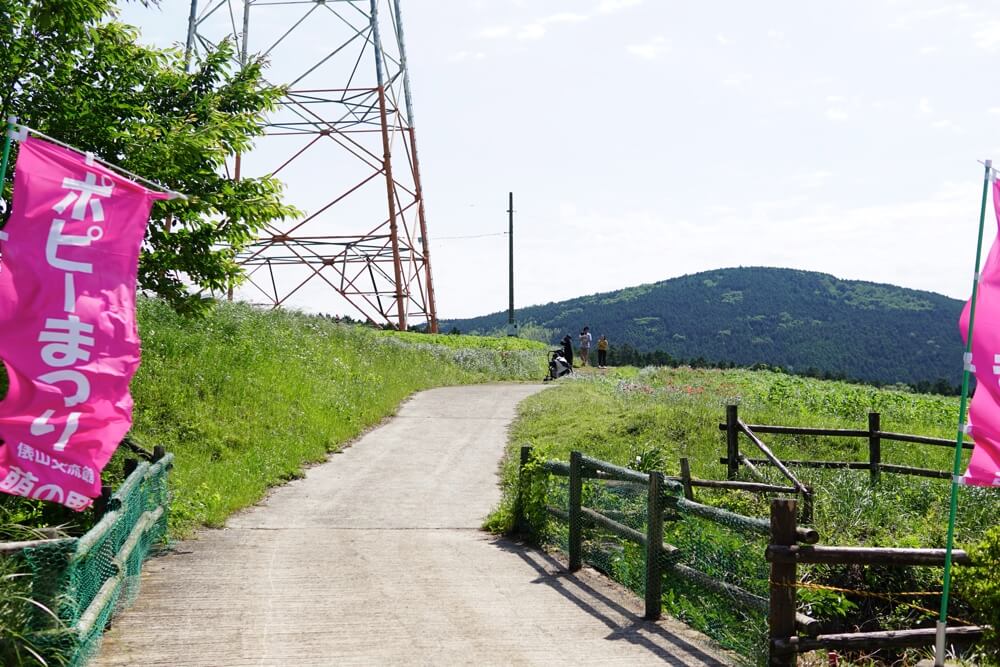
[936,159,993,667]
[0,116,16,191]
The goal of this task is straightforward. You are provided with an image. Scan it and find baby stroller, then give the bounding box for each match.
[545,349,572,381]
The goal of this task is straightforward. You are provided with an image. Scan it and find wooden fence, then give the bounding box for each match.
[767,498,983,665]
[718,404,966,483]
[518,448,986,665]
[518,447,819,630]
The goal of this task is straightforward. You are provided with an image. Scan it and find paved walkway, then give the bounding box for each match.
[94,384,733,666]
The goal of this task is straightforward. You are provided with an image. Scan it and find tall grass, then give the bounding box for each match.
[0,299,546,665]
[493,367,999,664]
[499,366,990,546]
[131,299,545,536]
[0,298,547,538]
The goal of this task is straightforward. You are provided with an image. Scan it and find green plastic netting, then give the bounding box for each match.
[12,454,172,667]
[532,459,771,665]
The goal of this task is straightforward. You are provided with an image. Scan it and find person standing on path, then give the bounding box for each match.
[597,334,609,369]
[579,327,592,367]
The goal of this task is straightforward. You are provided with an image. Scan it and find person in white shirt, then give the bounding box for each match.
[579,326,592,367]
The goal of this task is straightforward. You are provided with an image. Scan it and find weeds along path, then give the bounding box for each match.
[93,384,732,666]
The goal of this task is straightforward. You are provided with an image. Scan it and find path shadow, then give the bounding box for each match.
[489,537,733,666]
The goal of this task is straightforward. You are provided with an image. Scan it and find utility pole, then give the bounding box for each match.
[507,192,517,336]
[184,1,199,71]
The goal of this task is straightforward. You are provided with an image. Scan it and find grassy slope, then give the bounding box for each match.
[134,300,547,536]
[497,366,996,546]
[0,299,547,538]
[492,367,1000,662]
[0,300,548,665]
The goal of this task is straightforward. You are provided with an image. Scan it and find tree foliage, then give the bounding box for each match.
[0,0,297,313]
[955,525,1000,662]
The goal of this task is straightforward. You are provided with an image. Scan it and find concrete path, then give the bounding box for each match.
[94,384,733,666]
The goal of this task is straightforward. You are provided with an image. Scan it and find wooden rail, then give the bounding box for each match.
[672,474,797,495]
[518,444,984,667]
[716,423,967,449]
[0,537,74,557]
[738,421,809,495]
[767,499,981,664]
[515,447,780,634]
[725,457,952,480]
[767,545,971,567]
[518,447,985,663]
[520,447,815,623]
[719,404,969,486]
[672,495,819,544]
[721,414,815,522]
[773,626,984,652]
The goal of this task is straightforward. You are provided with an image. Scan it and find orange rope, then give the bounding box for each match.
[785,580,974,626]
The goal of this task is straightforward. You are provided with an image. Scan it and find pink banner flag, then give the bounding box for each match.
[0,136,167,510]
[960,178,1000,486]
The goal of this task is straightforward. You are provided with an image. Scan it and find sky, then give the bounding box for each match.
[118,0,1000,320]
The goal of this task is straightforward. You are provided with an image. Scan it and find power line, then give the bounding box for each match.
[433,231,507,241]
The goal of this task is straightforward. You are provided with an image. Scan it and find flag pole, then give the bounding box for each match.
[936,159,993,666]
[0,115,16,191]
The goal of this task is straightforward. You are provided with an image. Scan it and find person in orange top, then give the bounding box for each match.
[597,335,609,368]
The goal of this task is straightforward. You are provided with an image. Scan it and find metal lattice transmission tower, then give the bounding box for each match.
[185,0,437,331]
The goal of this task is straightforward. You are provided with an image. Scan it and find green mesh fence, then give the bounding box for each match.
[663,511,769,662]
[16,454,172,667]
[532,455,771,665]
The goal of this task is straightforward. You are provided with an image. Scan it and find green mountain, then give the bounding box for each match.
[443,267,966,387]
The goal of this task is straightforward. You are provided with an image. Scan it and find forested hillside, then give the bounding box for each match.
[443,267,966,387]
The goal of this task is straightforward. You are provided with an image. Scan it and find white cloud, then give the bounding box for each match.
[790,171,833,189]
[542,13,589,25]
[891,4,982,30]
[990,108,1000,115]
[478,25,511,39]
[596,0,643,14]
[919,45,941,54]
[826,95,845,103]
[627,35,668,60]
[703,182,981,301]
[767,29,785,41]
[516,23,546,40]
[919,97,932,114]
[722,72,752,87]
[524,182,980,319]
[826,108,849,122]
[448,51,486,63]
[974,21,1000,50]
[476,12,588,43]
[716,33,730,45]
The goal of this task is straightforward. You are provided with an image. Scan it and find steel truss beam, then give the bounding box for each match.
[186,0,437,330]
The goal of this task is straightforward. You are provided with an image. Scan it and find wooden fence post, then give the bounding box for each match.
[801,486,814,525]
[123,458,139,479]
[868,412,881,484]
[726,404,740,480]
[645,471,665,620]
[679,457,695,501]
[769,498,798,667]
[569,451,583,572]
[516,445,532,534]
[153,444,167,462]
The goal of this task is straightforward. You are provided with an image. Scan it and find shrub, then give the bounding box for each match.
[955,525,1000,660]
